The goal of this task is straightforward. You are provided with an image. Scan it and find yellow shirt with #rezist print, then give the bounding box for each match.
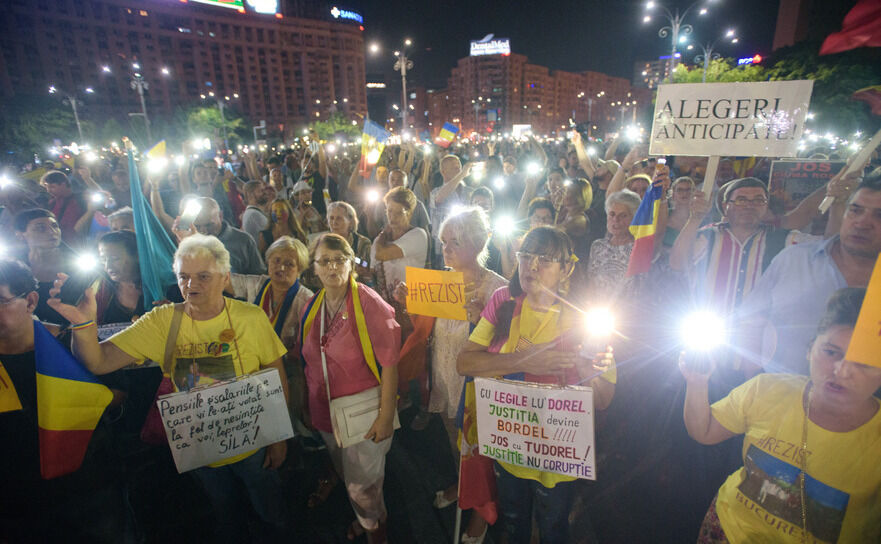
[110,298,287,467]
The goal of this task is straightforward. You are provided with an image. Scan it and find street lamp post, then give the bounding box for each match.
[393,39,414,130]
[690,29,738,83]
[201,91,240,150]
[130,69,152,145]
[643,1,714,81]
[49,85,93,143]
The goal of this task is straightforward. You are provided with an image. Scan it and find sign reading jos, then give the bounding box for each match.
[474,377,596,480]
[650,80,814,157]
[159,368,293,473]
[405,266,467,321]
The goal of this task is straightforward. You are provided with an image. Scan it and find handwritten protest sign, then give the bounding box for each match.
[845,254,881,369]
[159,368,293,473]
[405,266,467,321]
[474,377,596,480]
[769,160,845,210]
[650,81,813,157]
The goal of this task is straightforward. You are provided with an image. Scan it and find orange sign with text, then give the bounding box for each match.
[405,267,467,321]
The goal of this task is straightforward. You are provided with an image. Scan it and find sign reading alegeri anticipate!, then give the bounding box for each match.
[474,377,597,480]
[650,80,814,157]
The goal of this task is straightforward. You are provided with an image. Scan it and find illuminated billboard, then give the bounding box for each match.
[189,0,245,10]
[470,34,511,56]
[330,6,363,24]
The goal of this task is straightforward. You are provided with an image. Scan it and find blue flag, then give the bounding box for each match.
[128,149,177,306]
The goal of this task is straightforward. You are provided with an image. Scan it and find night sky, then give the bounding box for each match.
[352,0,782,89]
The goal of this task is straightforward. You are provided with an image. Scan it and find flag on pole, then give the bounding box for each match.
[126,143,178,306]
[626,182,664,276]
[34,320,112,479]
[145,139,167,159]
[437,122,459,148]
[820,0,881,55]
[852,85,881,116]
[359,120,391,178]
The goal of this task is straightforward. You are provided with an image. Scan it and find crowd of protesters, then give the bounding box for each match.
[1,126,880,544]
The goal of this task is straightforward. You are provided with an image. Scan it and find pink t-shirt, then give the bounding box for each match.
[302,283,401,433]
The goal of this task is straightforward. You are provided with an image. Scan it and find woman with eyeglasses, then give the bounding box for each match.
[457,226,616,544]
[682,287,881,543]
[301,233,400,544]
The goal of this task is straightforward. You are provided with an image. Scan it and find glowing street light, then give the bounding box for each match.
[102,65,111,73]
[692,29,738,83]
[644,0,717,81]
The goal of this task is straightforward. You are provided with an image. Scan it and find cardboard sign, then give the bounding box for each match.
[405,266,467,321]
[768,160,846,211]
[159,368,294,473]
[474,377,596,480]
[845,254,881,368]
[650,81,814,157]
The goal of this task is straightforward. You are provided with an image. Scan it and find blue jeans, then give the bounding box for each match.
[192,448,288,543]
[494,462,575,544]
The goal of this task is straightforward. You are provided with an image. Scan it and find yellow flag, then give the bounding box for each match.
[846,254,881,368]
[146,140,166,159]
[0,360,23,413]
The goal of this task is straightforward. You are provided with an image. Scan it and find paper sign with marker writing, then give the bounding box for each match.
[405,266,467,321]
[159,368,294,473]
[650,80,813,157]
[0,361,23,413]
[845,254,881,368]
[474,377,596,480]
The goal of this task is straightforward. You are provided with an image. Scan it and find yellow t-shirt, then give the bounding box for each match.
[712,374,881,544]
[110,298,288,467]
[469,298,616,488]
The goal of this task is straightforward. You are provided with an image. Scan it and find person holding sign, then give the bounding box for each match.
[682,288,881,543]
[46,234,291,543]
[301,233,400,544]
[458,226,616,544]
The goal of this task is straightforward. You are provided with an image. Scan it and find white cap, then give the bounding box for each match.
[292,180,312,193]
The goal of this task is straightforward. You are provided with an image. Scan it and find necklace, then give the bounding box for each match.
[325,294,346,325]
[799,384,812,543]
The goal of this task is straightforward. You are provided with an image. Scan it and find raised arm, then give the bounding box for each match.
[605,144,642,203]
[457,340,579,377]
[679,357,737,445]
[571,132,596,179]
[604,138,621,161]
[434,162,474,205]
[148,177,176,232]
[516,172,543,219]
[669,192,711,272]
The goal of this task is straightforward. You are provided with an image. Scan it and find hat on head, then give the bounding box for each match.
[292,180,312,194]
[596,159,620,176]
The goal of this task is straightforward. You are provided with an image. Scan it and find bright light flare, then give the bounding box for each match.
[174,155,186,167]
[366,189,380,203]
[584,307,616,339]
[643,15,651,23]
[587,147,597,157]
[366,148,381,165]
[84,151,98,163]
[90,192,105,204]
[326,143,337,153]
[494,215,516,237]
[181,199,202,219]
[625,125,641,141]
[493,176,506,190]
[147,157,168,173]
[471,163,485,180]
[680,311,726,351]
[699,8,707,15]
[75,254,99,272]
[526,162,541,175]
[0,174,12,189]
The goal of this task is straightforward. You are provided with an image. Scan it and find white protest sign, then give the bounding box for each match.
[158,368,293,473]
[474,377,596,480]
[650,80,814,158]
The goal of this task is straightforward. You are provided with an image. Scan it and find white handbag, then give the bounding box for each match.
[320,300,400,448]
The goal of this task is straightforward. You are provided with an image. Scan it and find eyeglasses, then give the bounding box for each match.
[515,252,563,267]
[315,257,350,268]
[727,196,768,207]
[0,293,27,306]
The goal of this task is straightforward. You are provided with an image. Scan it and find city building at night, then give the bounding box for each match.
[0,0,367,142]
[433,50,651,138]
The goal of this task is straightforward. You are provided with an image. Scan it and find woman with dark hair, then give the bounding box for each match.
[457,226,616,543]
[683,287,881,543]
[556,178,593,292]
[95,230,144,324]
[301,233,400,543]
[257,199,308,255]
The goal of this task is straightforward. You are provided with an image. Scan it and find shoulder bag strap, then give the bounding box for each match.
[162,303,185,375]
[319,300,333,406]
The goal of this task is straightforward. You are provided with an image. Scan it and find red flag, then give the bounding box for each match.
[820,0,881,55]
[852,85,881,115]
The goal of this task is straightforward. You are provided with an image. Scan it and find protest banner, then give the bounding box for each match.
[768,159,845,233]
[474,377,596,480]
[845,254,881,369]
[650,80,814,158]
[159,368,293,473]
[405,266,467,321]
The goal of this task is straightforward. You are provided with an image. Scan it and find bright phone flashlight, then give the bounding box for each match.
[75,254,99,271]
[526,162,541,175]
[90,192,105,204]
[584,307,615,339]
[493,176,505,190]
[366,189,379,203]
[494,215,516,237]
[680,311,726,351]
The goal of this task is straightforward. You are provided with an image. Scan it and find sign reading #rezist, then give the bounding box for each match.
[405,266,467,321]
[650,81,814,158]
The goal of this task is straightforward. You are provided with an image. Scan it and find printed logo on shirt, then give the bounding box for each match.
[172,355,236,392]
[736,444,849,543]
[176,341,231,358]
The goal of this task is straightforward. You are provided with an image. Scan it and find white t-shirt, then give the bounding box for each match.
[369,227,428,298]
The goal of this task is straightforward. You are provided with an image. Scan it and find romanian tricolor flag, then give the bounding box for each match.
[359,120,391,179]
[34,320,112,479]
[626,182,664,276]
[436,122,459,148]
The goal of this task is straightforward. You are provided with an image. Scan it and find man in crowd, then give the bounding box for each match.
[188,197,265,274]
[738,171,881,376]
[39,171,88,248]
[241,181,272,244]
[107,207,135,232]
[192,164,236,225]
